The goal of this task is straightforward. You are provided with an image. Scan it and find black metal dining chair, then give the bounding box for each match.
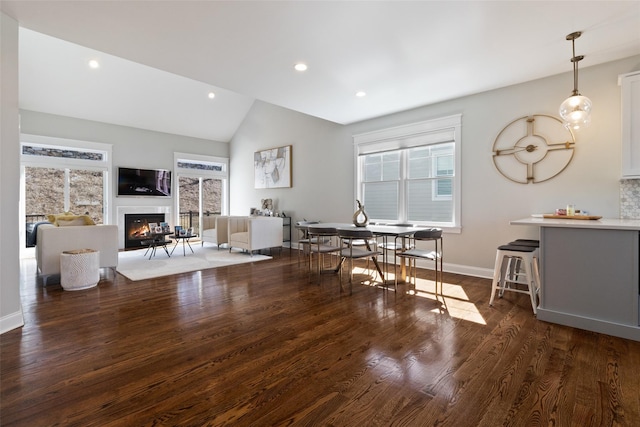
[395,228,443,300]
[377,224,414,279]
[337,228,381,294]
[295,220,319,265]
[307,225,341,284]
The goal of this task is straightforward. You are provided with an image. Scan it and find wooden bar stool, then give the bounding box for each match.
[489,244,540,314]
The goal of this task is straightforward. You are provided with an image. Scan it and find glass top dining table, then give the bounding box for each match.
[295,222,422,235]
[295,222,429,287]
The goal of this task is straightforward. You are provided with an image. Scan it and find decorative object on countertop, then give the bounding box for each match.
[559,31,592,131]
[549,205,600,219]
[543,214,602,220]
[492,115,575,184]
[353,199,369,227]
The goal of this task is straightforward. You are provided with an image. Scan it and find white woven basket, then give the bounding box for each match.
[60,249,100,290]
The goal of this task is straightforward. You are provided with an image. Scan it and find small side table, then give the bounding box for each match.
[143,232,172,259]
[171,234,197,256]
[60,249,100,291]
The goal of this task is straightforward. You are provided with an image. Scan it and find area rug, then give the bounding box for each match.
[116,245,271,281]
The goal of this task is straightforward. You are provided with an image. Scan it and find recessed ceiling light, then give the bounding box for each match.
[356,91,367,97]
[88,59,100,69]
[294,63,308,72]
[208,91,216,99]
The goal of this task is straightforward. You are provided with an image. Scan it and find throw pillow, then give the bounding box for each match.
[57,217,90,227]
[47,211,74,224]
[47,212,96,226]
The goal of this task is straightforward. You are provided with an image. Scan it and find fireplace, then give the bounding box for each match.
[124,213,166,248]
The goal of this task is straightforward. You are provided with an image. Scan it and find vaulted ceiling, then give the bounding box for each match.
[3,1,639,142]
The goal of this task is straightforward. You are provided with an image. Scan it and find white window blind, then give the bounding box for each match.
[353,115,461,231]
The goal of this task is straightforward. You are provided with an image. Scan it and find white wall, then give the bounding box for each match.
[19,110,229,227]
[231,55,640,277]
[1,13,24,333]
[230,101,351,219]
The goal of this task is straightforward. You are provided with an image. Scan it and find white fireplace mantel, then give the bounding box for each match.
[117,206,171,249]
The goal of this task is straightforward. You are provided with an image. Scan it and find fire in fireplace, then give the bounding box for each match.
[124,213,166,248]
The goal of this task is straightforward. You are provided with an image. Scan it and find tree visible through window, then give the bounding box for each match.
[24,167,65,217]
[24,167,105,224]
[21,138,111,250]
[178,176,222,233]
[175,154,228,234]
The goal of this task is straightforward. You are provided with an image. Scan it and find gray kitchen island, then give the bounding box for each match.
[512,217,640,341]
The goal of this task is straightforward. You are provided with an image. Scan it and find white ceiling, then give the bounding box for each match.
[3,1,640,142]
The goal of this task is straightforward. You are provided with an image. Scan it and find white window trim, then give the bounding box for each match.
[19,134,113,256]
[173,152,229,219]
[353,115,462,233]
[21,134,111,170]
[20,134,112,214]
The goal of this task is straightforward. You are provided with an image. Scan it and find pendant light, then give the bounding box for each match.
[559,31,592,130]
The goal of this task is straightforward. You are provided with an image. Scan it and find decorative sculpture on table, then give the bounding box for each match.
[261,198,274,216]
[353,199,369,227]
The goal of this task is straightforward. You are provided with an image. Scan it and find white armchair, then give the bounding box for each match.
[228,216,283,255]
[201,215,229,249]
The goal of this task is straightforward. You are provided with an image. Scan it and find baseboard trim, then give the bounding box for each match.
[442,262,493,279]
[537,308,640,342]
[292,242,494,279]
[1,309,25,335]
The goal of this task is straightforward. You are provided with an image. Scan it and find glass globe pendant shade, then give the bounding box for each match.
[559,94,592,130]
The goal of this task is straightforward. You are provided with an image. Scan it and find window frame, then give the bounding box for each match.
[353,115,462,233]
[173,152,229,228]
[20,134,113,254]
[20,135,112,217]
[430,147,454,201]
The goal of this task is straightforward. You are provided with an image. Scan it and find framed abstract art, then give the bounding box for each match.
[254,145,292,189]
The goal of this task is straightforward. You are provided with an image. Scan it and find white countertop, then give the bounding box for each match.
[511,216,640,231]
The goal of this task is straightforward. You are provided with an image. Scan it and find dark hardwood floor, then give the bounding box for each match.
[2,249,639,426]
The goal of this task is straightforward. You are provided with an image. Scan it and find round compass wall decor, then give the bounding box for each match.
[492,114,576,184]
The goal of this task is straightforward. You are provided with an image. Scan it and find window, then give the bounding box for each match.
[20,135,112,251]
[361,152,400,220]
[23,167,105,223]
[354,115,461,231]
[174,153,229,234]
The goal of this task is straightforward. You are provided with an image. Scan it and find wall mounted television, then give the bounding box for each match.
[117,167,172,197]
